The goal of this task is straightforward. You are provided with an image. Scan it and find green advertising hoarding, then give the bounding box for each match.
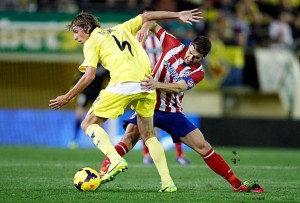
[0,11,135,62]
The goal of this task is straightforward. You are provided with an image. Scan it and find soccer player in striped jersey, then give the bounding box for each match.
[49,9,202,192]
[142,34,191,166]
[99,21,265,193]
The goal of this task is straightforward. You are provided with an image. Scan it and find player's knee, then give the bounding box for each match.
[200,140,212,152]
[139,128,155,138]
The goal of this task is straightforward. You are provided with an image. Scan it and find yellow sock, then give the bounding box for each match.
[145,137,172,184]
[86,124,121,163]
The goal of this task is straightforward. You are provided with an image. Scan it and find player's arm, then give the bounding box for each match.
[136,21,161,43]
[49,66,96,110]
[140,8,202,25]
[141,75,189,94]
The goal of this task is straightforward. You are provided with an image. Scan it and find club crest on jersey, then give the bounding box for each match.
[186,78,195,88]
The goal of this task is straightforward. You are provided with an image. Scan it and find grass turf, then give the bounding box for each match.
[0,146,299,203]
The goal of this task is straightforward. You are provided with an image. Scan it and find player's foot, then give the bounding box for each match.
[233,181,265,193]
[159,180,177,192]
[176,156,191,165]
[100,158,128,184]
[98,162,109,178]
[143,154,154,165]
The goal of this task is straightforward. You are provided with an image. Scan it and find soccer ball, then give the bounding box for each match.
[74,167,101,191]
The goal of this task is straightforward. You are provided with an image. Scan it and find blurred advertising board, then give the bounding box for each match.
[0,11,133,62]
[255,48,300,119]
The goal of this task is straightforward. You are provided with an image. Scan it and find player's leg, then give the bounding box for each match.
[155,111,263,192]
[72,74,101,149]
[133,92,176,192]
[83,91,130,183]
[82,113,125,163]
[154,111,190,165]
[99,123,140,175]
[143,140,153,165]
[157,111,234,183]
[137,115,176,192]
[99,141,128,177]
[180,129,265,192]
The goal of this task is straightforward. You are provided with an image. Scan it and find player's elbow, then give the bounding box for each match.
[84,74,95,82]
[141,12,152,23]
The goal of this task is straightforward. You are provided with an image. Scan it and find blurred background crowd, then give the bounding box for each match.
[0,0,299,57]
[1,0,300,148]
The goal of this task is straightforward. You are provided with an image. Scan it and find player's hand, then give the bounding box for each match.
[178,8,202,24]
[136,28,149,43]
[141,75,156,90]
[137,21,156,43]
[49,95,69,110]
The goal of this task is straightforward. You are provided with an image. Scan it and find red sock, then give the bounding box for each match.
[100,142,128,171]
[100,157,111,172]
[175,142,183,157]
[202,148,242,189]
[115,141,129,156]
[143,140,149,156]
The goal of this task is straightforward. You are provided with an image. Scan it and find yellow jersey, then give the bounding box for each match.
[79,15,152,86]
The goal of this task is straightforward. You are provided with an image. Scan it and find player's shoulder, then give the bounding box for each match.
[87,28,102,43]
[115,15,142,29]
[161,33,183,49]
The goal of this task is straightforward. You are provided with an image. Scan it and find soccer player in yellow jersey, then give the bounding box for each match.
[49,9,202,192]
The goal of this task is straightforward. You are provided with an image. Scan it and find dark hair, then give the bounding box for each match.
[191,36,211,57]
[67,12,100,34]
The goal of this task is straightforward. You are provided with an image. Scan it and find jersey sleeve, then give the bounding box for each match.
[115,15,143,36]
[186,65,204,85]
[79,37,99,72]
[156,27,165,40]
[156,27,182,51]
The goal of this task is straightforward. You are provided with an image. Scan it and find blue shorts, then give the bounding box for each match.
[123,110,197,143]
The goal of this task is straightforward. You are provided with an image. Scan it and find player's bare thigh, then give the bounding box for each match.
[81,112,108,131]
[180,128,212,155]
[136,115,155,142]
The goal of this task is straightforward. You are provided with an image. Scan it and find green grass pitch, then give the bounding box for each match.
[0,146,299,203]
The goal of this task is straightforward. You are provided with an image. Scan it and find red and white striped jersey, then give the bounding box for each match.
[153,28,204,113]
